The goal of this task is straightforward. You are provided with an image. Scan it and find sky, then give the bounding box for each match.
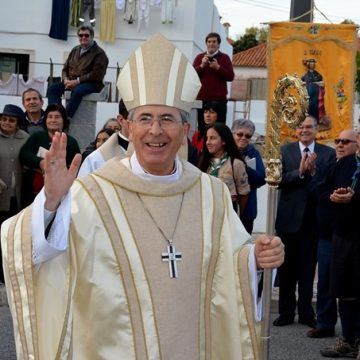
[214,0,360,38]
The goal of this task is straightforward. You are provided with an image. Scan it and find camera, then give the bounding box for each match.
[208,57,215,62]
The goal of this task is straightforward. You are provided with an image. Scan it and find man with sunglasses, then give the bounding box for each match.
[274,115,336,329]
[309,130,358,340]
[318,129,360,358]
[47,25,108,119]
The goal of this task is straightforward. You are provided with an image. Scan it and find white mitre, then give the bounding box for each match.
[117,33,201,112]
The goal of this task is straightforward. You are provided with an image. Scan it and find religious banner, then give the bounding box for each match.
[267,22,357,143]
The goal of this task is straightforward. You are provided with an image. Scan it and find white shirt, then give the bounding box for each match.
[78,133,128,177]
[299,141,315,154]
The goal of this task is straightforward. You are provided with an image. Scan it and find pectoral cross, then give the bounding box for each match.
[161,244,182,278]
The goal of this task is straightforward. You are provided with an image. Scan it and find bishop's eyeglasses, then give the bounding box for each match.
[133,114,182,129]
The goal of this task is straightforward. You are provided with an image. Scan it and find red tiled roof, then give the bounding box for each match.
[232,42,267,68]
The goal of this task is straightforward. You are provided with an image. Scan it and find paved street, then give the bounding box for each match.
[0,306,16,360]
[0,284,340,360]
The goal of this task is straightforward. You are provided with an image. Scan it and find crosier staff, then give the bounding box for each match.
[260,74,309,360]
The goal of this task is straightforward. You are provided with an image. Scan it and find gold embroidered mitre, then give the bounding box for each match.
[117,33,201,112]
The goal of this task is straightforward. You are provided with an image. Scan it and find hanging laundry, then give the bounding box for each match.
[137,0,150,30]
[100,0,116,42]
[79,0,96,27]
[124,0,137,24]
[70,0,82,27]
[161,0,176,24]
[49,0,70,40]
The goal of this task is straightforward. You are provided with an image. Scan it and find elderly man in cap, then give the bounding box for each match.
[2,34,283,360]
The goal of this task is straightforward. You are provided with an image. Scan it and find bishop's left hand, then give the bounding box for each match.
[254,235,284,269]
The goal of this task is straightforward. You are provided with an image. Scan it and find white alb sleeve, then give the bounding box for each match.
[32,188,71,265]
[248,245,276,321]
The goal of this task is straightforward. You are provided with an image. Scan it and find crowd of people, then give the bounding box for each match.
[0,30,359,359]
[1,32,284,360]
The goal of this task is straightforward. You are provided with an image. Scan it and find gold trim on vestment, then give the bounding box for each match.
[22,208,40,360]
[198,173,213,359]
[7,210,29,359]
[93,157,202,197]
[238,246,260,360]
[79,174,163,359]
[76,176,142,359]
[5,207,74,360]
[113,184,163,360]
[202,175,226,359]
[18,210,34,358]
[55,224,74,360]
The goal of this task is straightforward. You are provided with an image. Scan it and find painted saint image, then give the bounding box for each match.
[301,58,330,130]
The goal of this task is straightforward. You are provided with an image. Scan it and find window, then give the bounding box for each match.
[0,53,29,82]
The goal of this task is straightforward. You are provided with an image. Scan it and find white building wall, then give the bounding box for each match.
[234,66,267,79]
[0,0,232,130]
[0,1,232,78]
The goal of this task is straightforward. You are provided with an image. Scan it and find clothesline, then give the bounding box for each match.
[50,0,178,42]
[0,74,45,96]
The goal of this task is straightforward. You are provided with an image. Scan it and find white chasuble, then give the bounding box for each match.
[2,158,260,360]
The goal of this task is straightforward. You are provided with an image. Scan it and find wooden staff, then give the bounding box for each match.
[259,74,308,360]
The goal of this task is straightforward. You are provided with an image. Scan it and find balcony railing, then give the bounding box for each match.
[0,59,122,102]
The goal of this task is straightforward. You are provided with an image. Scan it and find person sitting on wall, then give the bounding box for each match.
[47,25,108,119]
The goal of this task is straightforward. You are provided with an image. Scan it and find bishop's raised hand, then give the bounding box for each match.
[44,132,82,211]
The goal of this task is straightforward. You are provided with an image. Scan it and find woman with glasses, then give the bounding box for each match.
[199,123,249,215]
[231,119,266,234]
[0,104,29,283]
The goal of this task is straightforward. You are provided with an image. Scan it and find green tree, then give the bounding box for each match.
[233,33,258,54]
[232,26,268,54]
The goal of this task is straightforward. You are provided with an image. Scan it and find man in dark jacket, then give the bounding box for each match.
[308,129,358,340]
[273,115,336,328]
[319,131,360,358]
[47,25,108,118]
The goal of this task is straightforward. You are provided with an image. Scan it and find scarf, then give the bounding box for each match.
[208,152,228,178]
